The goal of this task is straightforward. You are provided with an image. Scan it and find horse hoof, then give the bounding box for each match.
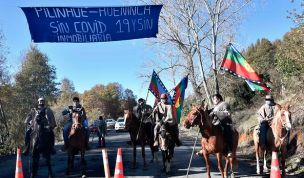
[131,165,136,169]
[256,170,260,174]
[263,167,269,172]
[150,160,153,163]
[231,173,235,178]
[82,175,86,178]
[143,166,147,170]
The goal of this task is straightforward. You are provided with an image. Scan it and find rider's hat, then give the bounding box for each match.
[160,93,168,99]
[38,98,45,102]
[138,98,145,102]
[265,95,274,101]
[73,97,80,102]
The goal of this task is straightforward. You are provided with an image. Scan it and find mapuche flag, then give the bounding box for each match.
[148,70,173,104]
[172,76,188,124]
[220,44,271,92]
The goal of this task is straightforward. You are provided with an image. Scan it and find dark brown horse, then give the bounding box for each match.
[65,108,87,178]
[124,109,158,170]
[30,110,53,178]
[253,103,291,177]
[158,123,176,174]
[183,105,239,178]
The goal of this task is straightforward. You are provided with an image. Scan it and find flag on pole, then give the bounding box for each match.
[148,70,173,104]
[172,76,188,123]
[220,43,271,92]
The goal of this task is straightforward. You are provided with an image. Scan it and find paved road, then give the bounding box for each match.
[0,129,300,177]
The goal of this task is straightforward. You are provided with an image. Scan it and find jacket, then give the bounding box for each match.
[213,101,232,124]
[62,105,87,123]
[98,119,107,137]
[132,104,152,123]
[257,103,279,123]
[25,106,57,129]
[153,102,177,126]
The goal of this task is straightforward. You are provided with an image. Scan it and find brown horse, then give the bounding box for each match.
[124,109,158,170]
[253,103,291,176]
[158,123,176,174]
[65,108,87,178]
[183,105,239,178]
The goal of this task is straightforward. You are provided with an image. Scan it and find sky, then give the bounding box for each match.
[0,0,302,106]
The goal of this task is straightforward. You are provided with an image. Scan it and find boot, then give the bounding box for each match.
[22,144,30,156]
[85,142,92,150]
[176,138,183,147]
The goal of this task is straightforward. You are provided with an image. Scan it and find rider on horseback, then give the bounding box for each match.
[197,94,234,158]
[61,96,92,151]
[153,93,183,147]
[22,98,57,156]
[133,98,153,143]
[257,95,294,151]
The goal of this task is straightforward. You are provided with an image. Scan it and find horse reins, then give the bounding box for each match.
[186,108,203,127]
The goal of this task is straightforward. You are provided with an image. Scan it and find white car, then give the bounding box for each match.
[105,119,115,129]
[115,117,125,132]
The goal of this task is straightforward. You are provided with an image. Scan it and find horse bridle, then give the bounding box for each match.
[186,108,203,127]
[72,112,83,129]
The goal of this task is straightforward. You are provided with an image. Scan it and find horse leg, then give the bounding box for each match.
[281,150,286,176]
[142,143,147,170]
[202,150,211,178]
[166,148,173,174]
[255,146,261,174]
[66,152,71,177]
[132,142,136,169]
[150,148,154,163]
[81,149,87,178]
[162,150,167,173]
[224,156,229,178]
[46,152,53,178]
[31,153,39,178]
[263,150,269,173]
[216,152,225,178]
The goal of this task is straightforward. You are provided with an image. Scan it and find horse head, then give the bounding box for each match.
[274,103,292,131]
[72,108,83,130]
[124,109,133,131]
[183,105,206,129]
[159,123,170,151]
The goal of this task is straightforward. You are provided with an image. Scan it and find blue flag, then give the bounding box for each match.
[21,5,163,43]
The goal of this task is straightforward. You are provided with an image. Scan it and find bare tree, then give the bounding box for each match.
[126,0,254,105]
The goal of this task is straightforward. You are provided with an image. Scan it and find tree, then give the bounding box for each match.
[130,0,254,106]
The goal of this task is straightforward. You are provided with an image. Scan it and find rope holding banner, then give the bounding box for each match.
[186,128,200,178]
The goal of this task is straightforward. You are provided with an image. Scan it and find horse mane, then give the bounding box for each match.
[196,106,212,127]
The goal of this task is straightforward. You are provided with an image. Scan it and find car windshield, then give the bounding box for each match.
[117,118,124,122]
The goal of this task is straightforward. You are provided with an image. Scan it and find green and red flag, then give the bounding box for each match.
[148,70,173,104]
[221,44,271,92]
[172,76,188,124]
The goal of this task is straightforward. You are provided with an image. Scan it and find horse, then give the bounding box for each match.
[123,109,158,170]
[29,109,53,178]
[183,105,239,178]
[65,108,87,178]
[158,122,176,174]
[253,103,291,176]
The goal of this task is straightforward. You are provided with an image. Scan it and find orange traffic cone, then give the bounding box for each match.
[114,148,124,178]
[15,148,24,178]
[102,149,111,178]
[270,151,281,178]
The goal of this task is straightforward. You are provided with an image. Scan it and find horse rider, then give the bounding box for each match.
[197,94,234,158]
[133,98,153,143]
[22,98,57,156]
[257,94,294,151]
[61,97,92,151]
[97,116,107,148]
[153,93,183,147]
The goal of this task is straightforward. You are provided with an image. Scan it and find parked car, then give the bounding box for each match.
[106,119,115,129]
[115,117,125,132]
[89,122,98,133]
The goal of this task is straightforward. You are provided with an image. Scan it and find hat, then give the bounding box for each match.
[138,98,144,102]
[73,97,80,102]
[265,95,274,100]
[38,98,45,102]
[160,93,168,99]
